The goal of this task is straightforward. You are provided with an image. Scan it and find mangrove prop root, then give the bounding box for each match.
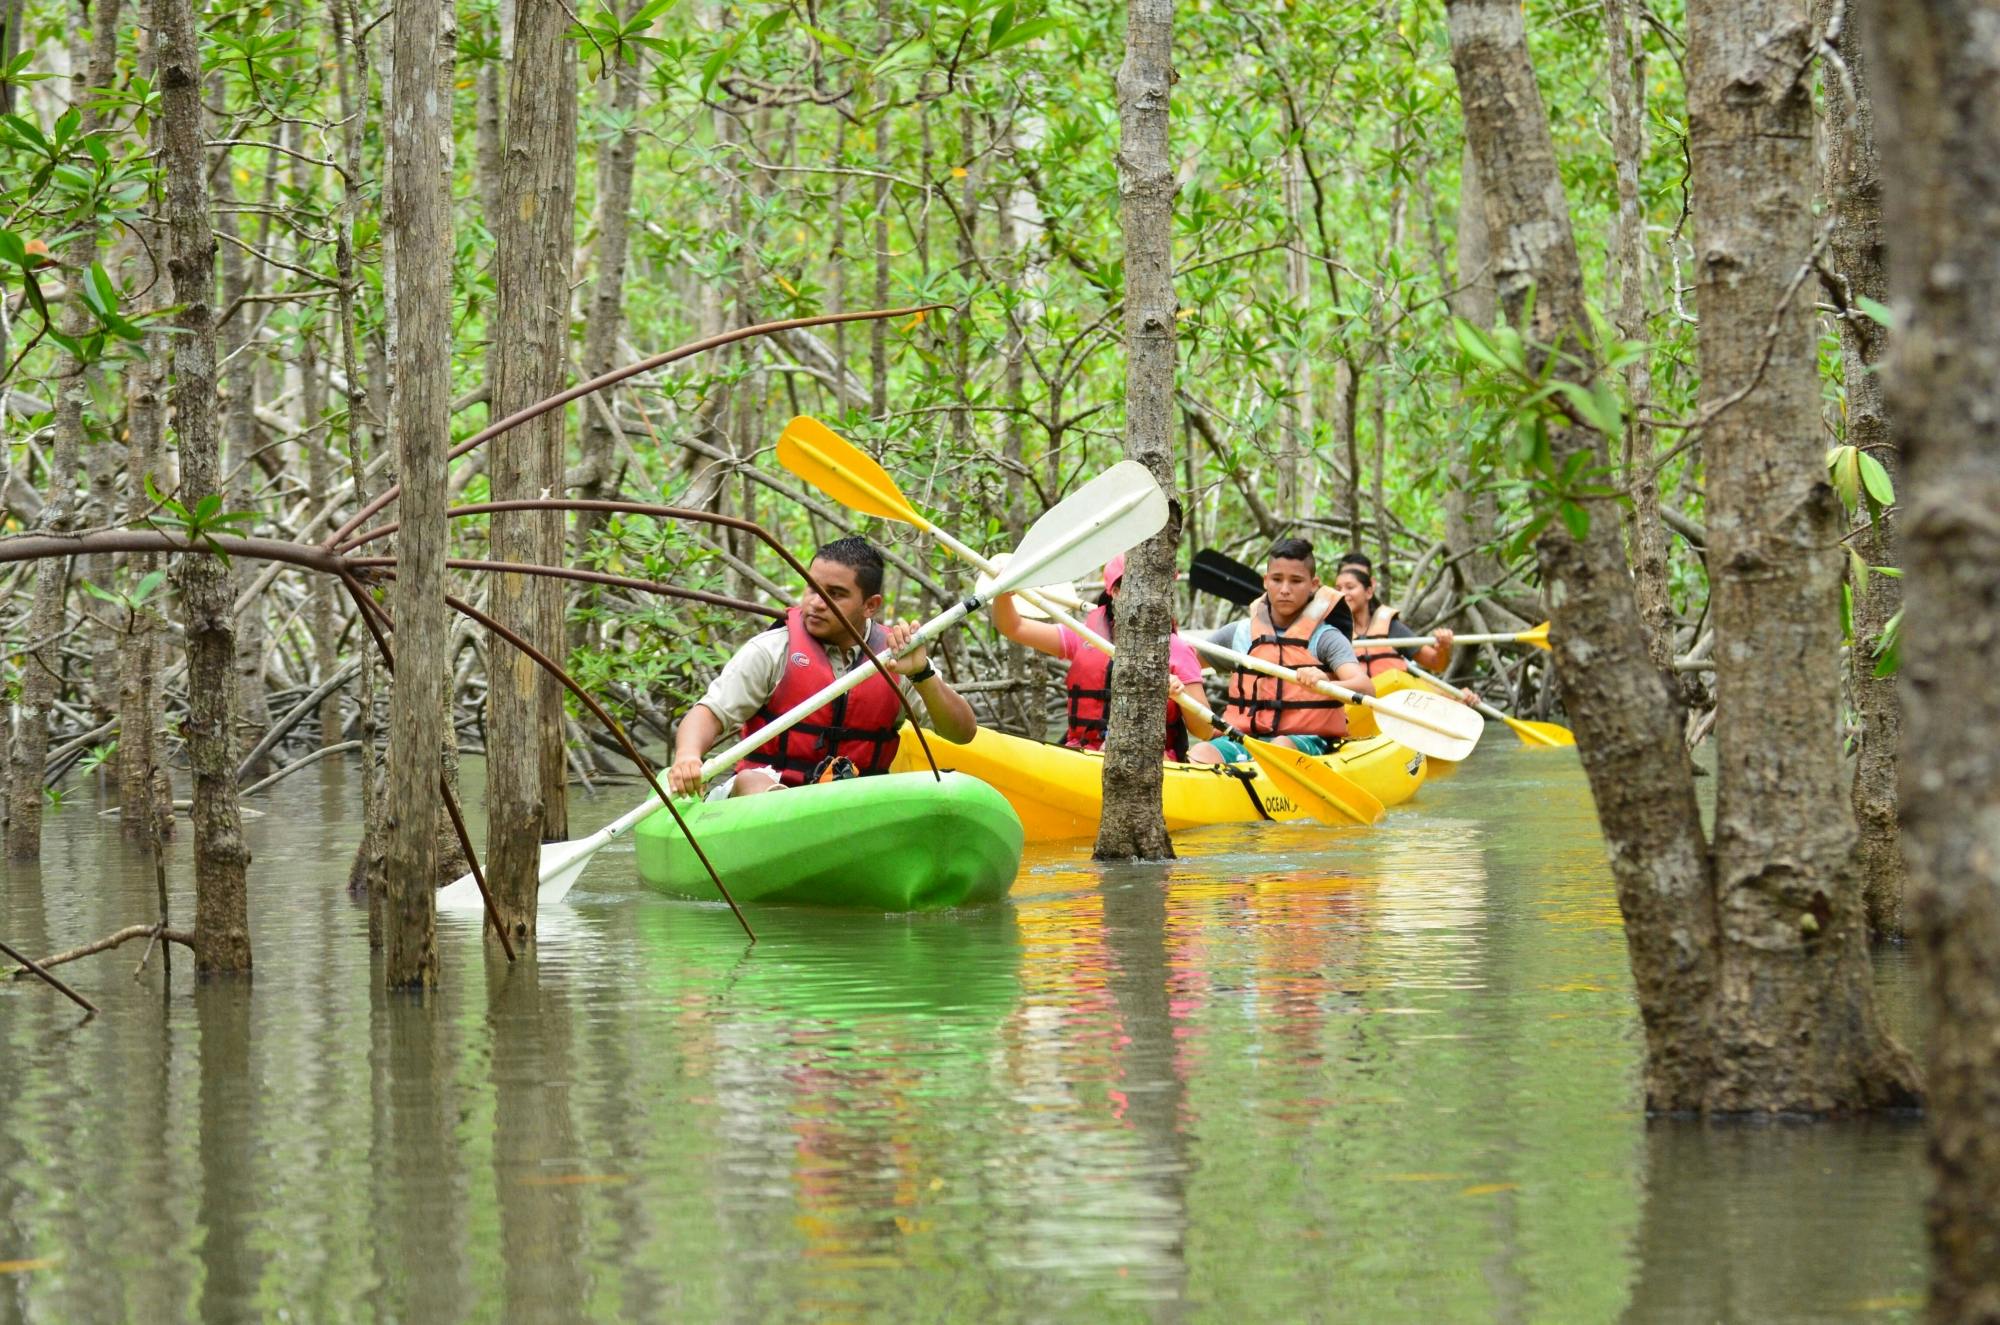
[323,305,945,551]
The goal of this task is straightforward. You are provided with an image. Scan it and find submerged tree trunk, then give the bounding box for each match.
[1094,0,1177,863]
[156,0,252,974]
[380,0,454,989]
[486,0,576,939]
[5,0,118,859]
[1867,4,2000,1315]
[1686,0,1913,1108]
[1819,0,1903,939]
[1445,0,1719,1106]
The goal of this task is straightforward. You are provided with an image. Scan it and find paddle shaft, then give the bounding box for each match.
[1366,630,1541,649]
[1170,631,1480,742]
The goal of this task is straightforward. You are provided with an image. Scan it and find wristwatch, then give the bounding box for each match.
[908,661,938,684]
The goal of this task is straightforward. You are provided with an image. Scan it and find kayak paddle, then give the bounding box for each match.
[438,455,1170,914]
[776,417,1384,825]
[1369,620,1551,651]
[1189,549,1263,606]
[1177,632,1486,762]
[1196,546,1548,651]
[1404,661,1574,748]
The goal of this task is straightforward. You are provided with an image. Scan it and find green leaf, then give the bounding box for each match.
[987,0,1015,43]
[988,15,1061,51]
[1846,544,1868,591]
[1826,445,1861,509]
[799,24,858,57]
[1857,451,1895,506]
[131,569,166,604]
[1855,295,1894,329]
[80,578,122,604]
[1872,607,1902,678]
[699,32,742,98]
[1558,500,1591,541]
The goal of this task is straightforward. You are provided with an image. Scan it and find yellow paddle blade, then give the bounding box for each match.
[777,415,925,527]
[1518,621,1552,651]
[1242,735,1385,826]
[1503,715,1576,747]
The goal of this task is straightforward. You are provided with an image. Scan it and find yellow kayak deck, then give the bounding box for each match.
[889,726,1425,842]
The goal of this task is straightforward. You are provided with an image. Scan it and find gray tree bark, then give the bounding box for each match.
[118,324,172,837]
[486,0,577,938]
[1687,0,1913,1107]
[155,0,252,974]
[1866,3,2000,1316]
[379,0,454,989]
[4,0,119,859]
[1443,142,1504,597]
[574,46,642,554]
[1819,0,1904,938]
[1446,0,1722,1109]
[1606,0,1676,671]
[1094,0,1177,863]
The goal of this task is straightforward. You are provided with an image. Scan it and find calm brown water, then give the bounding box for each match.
[1,748,1924,1323]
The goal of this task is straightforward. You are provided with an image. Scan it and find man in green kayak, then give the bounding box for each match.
[667,536,979,798]
[1185,537,1381,765]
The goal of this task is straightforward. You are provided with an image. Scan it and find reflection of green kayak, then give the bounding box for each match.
[633,771,1024,910]
[636,902,1024,1022]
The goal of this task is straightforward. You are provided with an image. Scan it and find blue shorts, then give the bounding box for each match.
[1207,733,1332,763]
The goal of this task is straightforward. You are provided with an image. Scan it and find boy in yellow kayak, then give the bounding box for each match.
[667,536,978,798]
[1185,537,1378,766]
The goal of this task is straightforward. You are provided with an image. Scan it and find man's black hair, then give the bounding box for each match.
[1337,549,1372,572]
[812,535,886,597]
[1267,537,1316,569]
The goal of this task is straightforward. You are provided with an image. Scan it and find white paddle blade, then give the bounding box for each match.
[973,556,1079,621]
[1004,462,1169,594]
[434,839,600,914]
[1369,688,1485,762]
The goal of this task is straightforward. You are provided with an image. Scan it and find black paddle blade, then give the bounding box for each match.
[1190,549,1263,606]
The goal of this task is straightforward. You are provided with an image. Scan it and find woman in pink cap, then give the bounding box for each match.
[990,551,1212,759]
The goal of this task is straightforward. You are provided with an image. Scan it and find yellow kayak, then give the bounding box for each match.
[888,725,1426,842]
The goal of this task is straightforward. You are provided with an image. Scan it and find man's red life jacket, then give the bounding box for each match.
[737,607,904,786]
[1219,587,1350,739]
[1063,605,1189,759]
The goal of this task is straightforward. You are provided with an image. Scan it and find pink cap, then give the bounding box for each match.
[1103,553,1127,592]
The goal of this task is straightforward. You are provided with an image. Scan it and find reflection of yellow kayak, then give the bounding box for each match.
[889,726,1425,842]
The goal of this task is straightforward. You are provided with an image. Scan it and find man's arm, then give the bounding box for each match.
[1294,627,1376,696]
[913,672,978,744]
[668,706,723,793]
[883,620,978,744]
[666,632,783,793]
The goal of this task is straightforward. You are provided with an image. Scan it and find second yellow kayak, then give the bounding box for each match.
[888,725,1426,842]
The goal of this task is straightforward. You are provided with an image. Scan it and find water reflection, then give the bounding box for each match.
[0,748,1927,1322]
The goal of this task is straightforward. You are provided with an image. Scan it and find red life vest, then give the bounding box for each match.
[1354,603,1411,677]
[1220,587,1350,739]
[1063,605,1189,759]
[737,607,904,786]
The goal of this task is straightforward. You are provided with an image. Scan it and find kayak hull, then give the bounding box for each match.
[633,771,1024,910]
[888,726,1425,842]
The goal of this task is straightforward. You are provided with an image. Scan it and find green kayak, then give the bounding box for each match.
[633,771,1024,910]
